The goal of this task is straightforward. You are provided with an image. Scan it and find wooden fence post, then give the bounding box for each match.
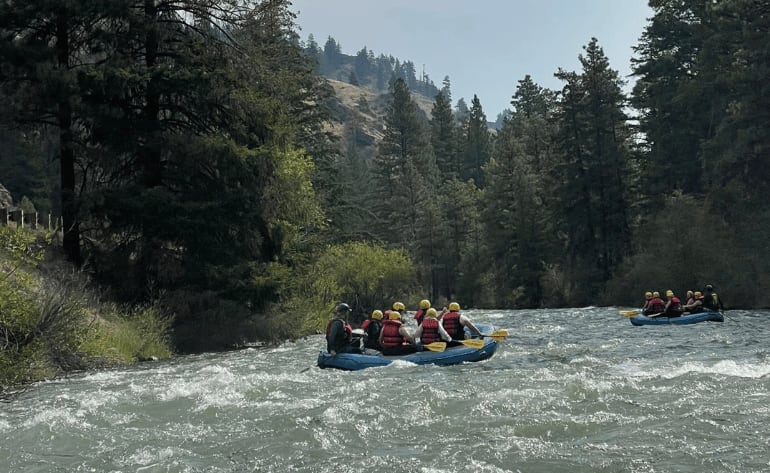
[24,211,38,230]
[10,209,23,229]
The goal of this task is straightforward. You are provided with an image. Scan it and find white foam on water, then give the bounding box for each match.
[383,359,419,369]
[153,364,253,411]
[22,406,91,430]
[74,389,120,415]
[125,445,177,466]
[618,357,770,381]
[661,359,770,379]
[81,370,130,383]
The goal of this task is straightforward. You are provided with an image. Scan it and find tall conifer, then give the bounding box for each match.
[553,39,631,298]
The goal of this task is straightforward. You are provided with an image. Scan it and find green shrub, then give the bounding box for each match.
[78,304,172,364]
[1,227,173,393]
[279,241,418,334]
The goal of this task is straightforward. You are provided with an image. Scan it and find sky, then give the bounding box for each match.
[290,0,653,117]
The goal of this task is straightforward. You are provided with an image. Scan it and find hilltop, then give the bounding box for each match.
[323,78,435,151]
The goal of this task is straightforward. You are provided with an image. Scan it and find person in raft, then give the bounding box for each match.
[643,291,666,316]
[391,301,406,324]
[378,309,416,355]
[683,291,704,313]
[440,302,483,340]
[663,290,684,317]
[413,299,431,326]
[642,291,653,312]
[361,309,384,350]
[684,290,695,307]
[702,284,725,312]
[413,308,451,348]
[326,303,362,356]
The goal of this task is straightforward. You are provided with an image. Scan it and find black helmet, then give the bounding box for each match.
[705,284,714,291]
[336,303,351,313]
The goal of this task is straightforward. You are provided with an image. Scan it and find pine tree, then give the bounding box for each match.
[700,0,770,213]
[322,36,342,74]
[482,76,557,307]
[354,46,372,85]
[436,179,483,304]
[430,90,458,179]
[553,39,632,298]
[0,0,112,266]
[441,76,452,104]
[631,0,718,205]
[460,95,491,187]
[455,98,470,123]
[373,79,437,281]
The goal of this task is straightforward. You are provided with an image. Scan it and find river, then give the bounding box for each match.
[1,308,768,472]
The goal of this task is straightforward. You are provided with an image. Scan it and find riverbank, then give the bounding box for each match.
[0,228,172,396]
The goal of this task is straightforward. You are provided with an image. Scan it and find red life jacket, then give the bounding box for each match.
[419,317,440,344]
[649,297,665,313]
[325,318,352,338]
[381,319,405,348]
[413,309,426,326]
[442,311,462,339]
[325,318,352,352]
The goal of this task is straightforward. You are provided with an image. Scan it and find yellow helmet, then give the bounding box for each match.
[448,302,460,312]
[694,291,702,297]
[393,301,405,311]
[666,290,674,297]
[388,310,401,320]
[652,291,660,298]
[371,310,383,320]
[645,291,652,299]
[419,299,431,309]
[426,308,438,318]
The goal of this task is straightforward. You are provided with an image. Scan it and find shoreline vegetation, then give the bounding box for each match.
[0,227,172,397]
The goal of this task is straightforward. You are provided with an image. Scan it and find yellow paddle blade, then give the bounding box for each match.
[459,339,485,349]
[481,329,508,341]
[423,342,447,352]
[619,310,639,317]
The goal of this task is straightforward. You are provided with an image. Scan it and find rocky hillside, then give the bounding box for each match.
[324,79,435,156]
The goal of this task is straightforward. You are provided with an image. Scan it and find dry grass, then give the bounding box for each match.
[326,79,435,148]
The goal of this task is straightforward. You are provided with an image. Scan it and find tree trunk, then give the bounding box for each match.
[56,9,81,267]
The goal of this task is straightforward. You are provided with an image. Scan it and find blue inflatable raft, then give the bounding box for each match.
[317,325,500,371]
[630,311,724,326]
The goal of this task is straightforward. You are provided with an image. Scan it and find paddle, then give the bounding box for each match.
[481,329,509,341]
[455,339,485,349]
[618,310,639,317]
[423,341,447,352]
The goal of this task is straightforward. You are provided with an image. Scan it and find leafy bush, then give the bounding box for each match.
[0,227,172,393]
[78,303,172,364]
[281,241,418,333]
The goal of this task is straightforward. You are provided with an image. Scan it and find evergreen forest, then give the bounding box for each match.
[1,0,769,369]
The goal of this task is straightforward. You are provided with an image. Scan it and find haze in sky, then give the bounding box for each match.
[291,0,652,117]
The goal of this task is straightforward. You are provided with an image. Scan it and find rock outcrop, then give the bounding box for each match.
[0,182,12,208]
